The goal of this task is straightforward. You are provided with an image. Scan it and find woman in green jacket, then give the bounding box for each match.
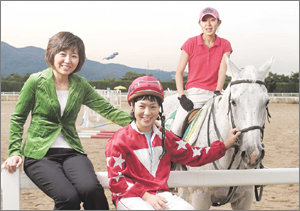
[2,31,131,210]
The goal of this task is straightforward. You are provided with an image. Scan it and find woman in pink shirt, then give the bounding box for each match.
[171,7,232,137]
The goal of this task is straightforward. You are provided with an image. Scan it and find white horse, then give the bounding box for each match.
[163,57,273,210]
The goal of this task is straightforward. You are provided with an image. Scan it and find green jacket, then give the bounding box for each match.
[8,68,131,159]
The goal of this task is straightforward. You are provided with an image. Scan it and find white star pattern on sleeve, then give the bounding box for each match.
[176,140,187,150]
[192,148,201,157]
[205,147,210,154]
[113,154,125,169]
[126,181,134,191]
[113,173,124,182]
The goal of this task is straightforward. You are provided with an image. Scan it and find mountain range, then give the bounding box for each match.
[1,42,176,81]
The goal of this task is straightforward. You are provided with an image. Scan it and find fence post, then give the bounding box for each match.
[1,168,20,210]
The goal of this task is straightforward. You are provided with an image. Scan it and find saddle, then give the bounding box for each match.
[181,108,201,136]
[182,98,214,145]
[165,98,213,145]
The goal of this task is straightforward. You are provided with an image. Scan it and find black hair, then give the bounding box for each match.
[45,31,86,73]
[130,95,166,160]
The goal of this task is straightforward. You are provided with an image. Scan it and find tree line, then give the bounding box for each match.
[1,71,299,93]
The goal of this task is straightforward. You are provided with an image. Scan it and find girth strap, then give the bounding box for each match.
[212,186,238,207]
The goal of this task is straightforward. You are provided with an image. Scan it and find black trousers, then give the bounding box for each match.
[24,148,109,210]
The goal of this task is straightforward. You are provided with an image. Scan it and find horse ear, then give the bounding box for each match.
[258,57,274,79]
[226,56,240,79]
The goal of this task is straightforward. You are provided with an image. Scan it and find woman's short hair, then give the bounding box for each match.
[45,31,86,73]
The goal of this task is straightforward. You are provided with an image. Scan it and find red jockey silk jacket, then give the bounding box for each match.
[105,122,226,205]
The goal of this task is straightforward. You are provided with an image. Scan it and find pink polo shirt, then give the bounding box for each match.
[182,34,232,91]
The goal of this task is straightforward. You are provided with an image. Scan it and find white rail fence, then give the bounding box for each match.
[95,89,122,108]
[2,92,299,98]
[164,90,300,97]
[1,92,20,101]
[1,90,123,105]
[2,91,299,104]
[2,91,299,102]
[79,89,122,128]
[1,168,299,210]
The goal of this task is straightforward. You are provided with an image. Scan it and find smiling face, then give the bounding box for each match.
[53,48,79,77]
[132,97,160,132]
[45,32,86,73]
[199,14,221,36]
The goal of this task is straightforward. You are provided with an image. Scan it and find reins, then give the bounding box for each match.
[207,97,242,170]
[207,79,271,206]
[207,96,242,206]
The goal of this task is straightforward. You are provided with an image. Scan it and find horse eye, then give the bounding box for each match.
[231,100,236,106]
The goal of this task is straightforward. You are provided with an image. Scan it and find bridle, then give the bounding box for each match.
[208,79,271,165]
[228,80,271,146]
[207,79,271,206]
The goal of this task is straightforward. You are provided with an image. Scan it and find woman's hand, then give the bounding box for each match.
[178,95,194,112]
[224,128,241,149]
[2,156,23,173]
[142,192,168,210]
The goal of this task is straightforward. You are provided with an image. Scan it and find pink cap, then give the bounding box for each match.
[199,7,220,21]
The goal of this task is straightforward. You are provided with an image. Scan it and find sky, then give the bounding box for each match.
[1,1,299,76]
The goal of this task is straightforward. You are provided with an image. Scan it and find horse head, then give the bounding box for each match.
[224,57,273,168]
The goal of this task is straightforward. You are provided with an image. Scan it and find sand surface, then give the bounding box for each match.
[1,99,299,210]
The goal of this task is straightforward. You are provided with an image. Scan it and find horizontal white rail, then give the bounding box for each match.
[167,168,299,187]
[1,168,299,210]
[1,92,20,95]
[98,168,299,188]
[268,93,299,97]
[2,92,299,97]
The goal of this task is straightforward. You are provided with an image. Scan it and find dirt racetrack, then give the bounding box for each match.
[1,98,299,210]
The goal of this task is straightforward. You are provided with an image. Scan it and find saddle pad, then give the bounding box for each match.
[165,110,177,131]
[182,99,213,146]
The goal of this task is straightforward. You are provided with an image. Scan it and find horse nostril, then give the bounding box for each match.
[241,151,246,159]
[260,149,265,160]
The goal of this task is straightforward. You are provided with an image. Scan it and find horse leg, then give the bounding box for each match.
[230,187,253,210]
[191,188,212,210]
[177,187,191,203]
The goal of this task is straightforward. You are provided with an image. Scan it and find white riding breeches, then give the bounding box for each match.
[171,88,214,137]
[116,191,194,210]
